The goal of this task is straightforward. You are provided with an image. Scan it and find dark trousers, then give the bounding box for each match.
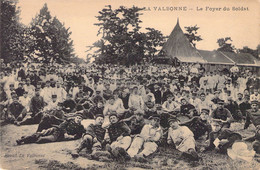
[218,134,242,154]
[20,112,44,125]
[37,115,64,132]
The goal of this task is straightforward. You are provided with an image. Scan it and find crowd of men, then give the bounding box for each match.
[0,60,260,163]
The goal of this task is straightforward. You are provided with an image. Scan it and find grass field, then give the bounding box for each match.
[0,120,260,170]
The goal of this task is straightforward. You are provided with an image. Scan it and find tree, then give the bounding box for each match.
[90,5,145,65]
[143,28,167,61]
[217,37,235,53]
[30,3,75,64]
[238,46,259,59]
[184,25,202,48]
[0,0,26,63]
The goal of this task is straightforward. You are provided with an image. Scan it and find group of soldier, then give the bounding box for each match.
[0,61,260,163]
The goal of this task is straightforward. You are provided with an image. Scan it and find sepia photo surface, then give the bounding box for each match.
[1,0,260,169]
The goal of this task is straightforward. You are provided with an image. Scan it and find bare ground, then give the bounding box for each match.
[0,120,260,170]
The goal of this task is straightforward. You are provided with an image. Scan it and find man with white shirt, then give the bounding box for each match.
[142,86,155,103]
[40,80,53,105]
[128,86,145,112]
[127,114,162,161]
[54,81,67,103]
[189,92,200,111]
[19,91,31,112]
[197,93,216,114]
[24,78,35,98]
[167,117,199,161]
[250,89,260,102]
[44,94,58,111]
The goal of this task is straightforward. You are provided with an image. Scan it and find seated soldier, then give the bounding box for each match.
[180,108,212,140]
[144,94,156,119]
[17,94,66,126]
[43,94,59,111]
[92,89,104,106]
[35,102,70,132]
[210,100,233,128]
[121,109,145,135]
[127,114,162,162]
[180,98,196,118]
[167,116,199,161]
[62,93,76,113]
[225,97,242,122]
[16,114,85,145]
[204,119,242,154]
[71,114,106,158]
[19,90,31,112]
[75,92,94,119]
[30,88,45,117]
[103,96,125,126]
[128,86,145,112]
[105,113,131,162]
[88,101,104,119]
[244,100,260,130]
[6,94,27,124]
[160,94,179,128]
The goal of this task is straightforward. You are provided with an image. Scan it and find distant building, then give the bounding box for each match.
[155,19,260,75]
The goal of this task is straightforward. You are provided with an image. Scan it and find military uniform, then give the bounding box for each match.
[205,129,242,154]
[75,122,106,154]
[108,121,132,150]
[180,117,211,140]
[244,109,260,129]
[17,118,85,145]
[211,107,233,128]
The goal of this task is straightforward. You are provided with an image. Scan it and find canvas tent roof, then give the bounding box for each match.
[161,19,206,63]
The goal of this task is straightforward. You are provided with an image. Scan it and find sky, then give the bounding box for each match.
[18,0,260,59]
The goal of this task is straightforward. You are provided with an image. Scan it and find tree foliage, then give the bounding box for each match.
[238,46,259,59]
[0,0,27,63]
[29,3,76,64]
[88,6,166,65]
[217,37,235,53]
[144,28,167,61]
[184,25,202,48]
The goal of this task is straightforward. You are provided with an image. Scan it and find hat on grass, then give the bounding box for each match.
[227,142,255,162]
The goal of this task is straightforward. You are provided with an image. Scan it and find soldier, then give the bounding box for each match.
[167,116,199,161]
[127,114,163,161]
[239,94,251,117]
[7,94,27,124]
[180,108,211,140]
[204,119,242,154]
[30,88,44,117]
[106,113,132,162]
[121,109,146,135]
[244,100,260,129]
[16,114,85,145]
[180,98,196,118]
[210,100,233,128]
[71,114,106,158]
